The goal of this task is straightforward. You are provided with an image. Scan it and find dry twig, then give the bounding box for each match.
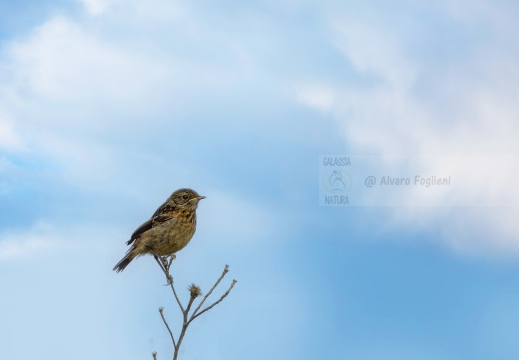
[151,255,237,360]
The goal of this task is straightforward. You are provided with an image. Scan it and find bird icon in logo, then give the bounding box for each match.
[326,170,349,193]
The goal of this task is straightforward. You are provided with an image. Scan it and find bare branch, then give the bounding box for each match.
[189,279,237,323]
[191,265,229,318]
[168,280,185,314]
[152,259,236,360]
[153,254,185,313]
[158,307,177,350]
[152,351,157,360]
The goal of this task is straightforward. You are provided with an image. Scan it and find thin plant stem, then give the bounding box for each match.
[159,307,177,350]
[153,259,236,360]
[191,265,229,318]
[189,279,237,324]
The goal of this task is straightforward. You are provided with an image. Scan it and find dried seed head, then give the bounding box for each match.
[189,283,202,298]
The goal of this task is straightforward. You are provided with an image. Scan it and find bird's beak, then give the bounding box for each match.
[198,196,206,200]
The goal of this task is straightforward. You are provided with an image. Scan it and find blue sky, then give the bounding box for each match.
[1,0,519,359]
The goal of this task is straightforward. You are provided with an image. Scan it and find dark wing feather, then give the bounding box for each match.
[152,202,176,217]
[126,214,174,245]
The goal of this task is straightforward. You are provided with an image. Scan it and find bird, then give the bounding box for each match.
[113,188,205,272]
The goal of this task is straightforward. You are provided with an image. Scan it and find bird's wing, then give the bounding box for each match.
[152,201,176,217]
[126,214,174,245]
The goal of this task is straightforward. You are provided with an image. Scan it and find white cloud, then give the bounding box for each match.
[0,110,22,151]
[81,0,110,15]
[0,1,254,148]
[6,16,172,106]
[334,21,418,90]
[0,237,53,260]
[0,220,127,261]
[0,8,222,190]
[296,85,336,113]
[297,3,519,256]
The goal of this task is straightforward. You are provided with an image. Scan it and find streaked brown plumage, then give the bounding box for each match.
[113,188,205,272]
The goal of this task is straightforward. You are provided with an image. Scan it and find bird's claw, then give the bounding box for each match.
[160,256,168,267]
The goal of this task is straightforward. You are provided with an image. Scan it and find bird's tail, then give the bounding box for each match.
[113,251,135,273]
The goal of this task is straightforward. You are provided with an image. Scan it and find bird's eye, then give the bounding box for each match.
[182,195,189,200]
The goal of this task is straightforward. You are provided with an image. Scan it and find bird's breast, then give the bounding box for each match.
[143,210,197,255]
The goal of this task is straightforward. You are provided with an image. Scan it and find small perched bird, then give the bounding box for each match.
[113,188,205,272]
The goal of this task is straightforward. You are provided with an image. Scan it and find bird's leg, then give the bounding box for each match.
[158,254,175,273]
[146,247,176,285]
[152,255,173,285]
[160,256,169,268]
[163,254,176,284]
[152,254,166,272]
[147,247,169,279]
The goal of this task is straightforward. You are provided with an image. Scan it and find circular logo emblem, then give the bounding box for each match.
[322,170,352,194]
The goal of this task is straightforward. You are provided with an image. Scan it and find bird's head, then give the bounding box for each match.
[170,188,206,210]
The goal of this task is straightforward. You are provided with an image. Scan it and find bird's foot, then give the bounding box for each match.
[160,256,169,267]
